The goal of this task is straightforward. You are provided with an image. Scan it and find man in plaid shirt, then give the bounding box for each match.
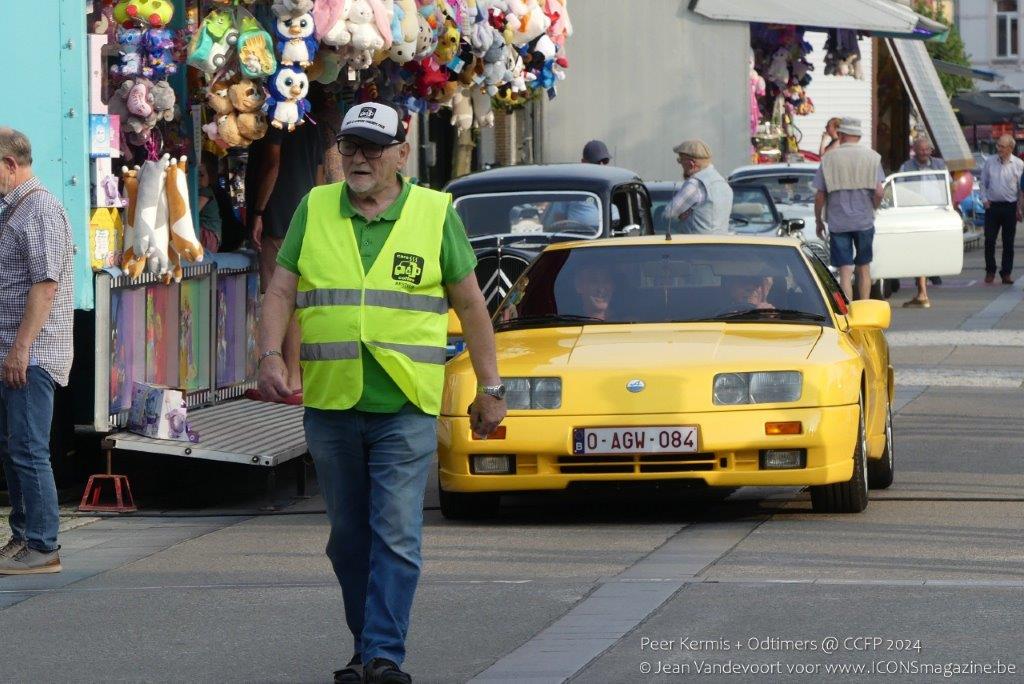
[0,127,74,575]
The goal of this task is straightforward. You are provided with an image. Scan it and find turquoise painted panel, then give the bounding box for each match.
[0,1,91,309]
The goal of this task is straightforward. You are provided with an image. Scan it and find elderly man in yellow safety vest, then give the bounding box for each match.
[257,102,506,684]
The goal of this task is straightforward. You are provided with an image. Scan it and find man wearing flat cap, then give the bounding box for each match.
[813,116,885,301]
[258,102,505,684]
[665,139,734,234]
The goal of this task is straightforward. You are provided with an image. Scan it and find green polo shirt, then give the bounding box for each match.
[276,178,477,413]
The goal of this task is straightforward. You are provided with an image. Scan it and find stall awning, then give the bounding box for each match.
[950,91,1024,126]
[933,60,998,83]
[887,39,974,171]
[690,0,948,40]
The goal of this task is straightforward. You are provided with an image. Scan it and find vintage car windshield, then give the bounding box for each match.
[733,172,817,206]
[495,243,831,328]
[454,192,603,239]
[729,186,778,233]
[885,172,950,208]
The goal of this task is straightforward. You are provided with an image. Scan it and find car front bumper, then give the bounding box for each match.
[438,405,859,493]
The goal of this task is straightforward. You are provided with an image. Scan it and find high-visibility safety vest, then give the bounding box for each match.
[295,182,451,414]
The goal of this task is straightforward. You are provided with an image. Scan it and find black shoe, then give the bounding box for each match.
[929,276,942,285]
[334,655,362,684]
[363,658,412,684]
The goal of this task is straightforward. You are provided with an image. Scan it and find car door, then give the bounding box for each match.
[872,170,964,280]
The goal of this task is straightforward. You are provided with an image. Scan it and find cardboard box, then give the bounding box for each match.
[88,206,123,270]
[127,382,195,441]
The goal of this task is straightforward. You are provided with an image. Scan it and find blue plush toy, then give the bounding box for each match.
[275,12,318,68]
[266,66,311,132]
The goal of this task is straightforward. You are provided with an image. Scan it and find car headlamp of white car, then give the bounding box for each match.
[504,377,562,409]
[713,371,802,405]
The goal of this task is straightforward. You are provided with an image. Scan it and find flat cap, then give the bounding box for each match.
[673,139,712,159]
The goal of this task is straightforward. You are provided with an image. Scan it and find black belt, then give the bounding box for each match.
[990,200,1017,205]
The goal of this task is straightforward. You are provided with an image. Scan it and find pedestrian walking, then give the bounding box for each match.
[899,138,947,307]
[245,86,326,403]
[0,127,73,575]
[257,102,505,684]
[819,117,841,157]
[665,139,734,234]
[979,134,1023,284]
[813,117,885,301]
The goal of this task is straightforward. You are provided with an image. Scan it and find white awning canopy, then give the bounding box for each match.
[887,38,974,172]
[691,0,948,40]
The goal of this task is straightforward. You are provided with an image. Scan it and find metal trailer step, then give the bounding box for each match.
[104,399,306,468]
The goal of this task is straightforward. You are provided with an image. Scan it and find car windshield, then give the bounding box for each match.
[495,243,831,328]
[454,192,602,239]
[729,186,777,234]
[733,172,817,205]
[886,172,949,208]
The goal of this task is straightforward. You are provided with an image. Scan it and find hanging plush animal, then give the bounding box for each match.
[470,86,494,127]
[237,15,278,79]
[347,0,389,52]
[110,27,145,78]
[272,0,315,19]
[166,157,203,283]
[120,166,146,277]
[187,9,239,74]
[317,0,352,46]
[276,13,319,67]
[266,66,311,131]
[114,0,175,29]
[133,155,172,281]
[141,28,178,79]
[506,0,549,45]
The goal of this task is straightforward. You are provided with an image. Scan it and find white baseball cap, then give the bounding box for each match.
[339,102,406,145]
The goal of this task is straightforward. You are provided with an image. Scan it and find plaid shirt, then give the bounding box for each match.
[0,178,74,386]
[664,177,708,220]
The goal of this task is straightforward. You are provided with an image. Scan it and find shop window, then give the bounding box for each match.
[996,0,1019,58]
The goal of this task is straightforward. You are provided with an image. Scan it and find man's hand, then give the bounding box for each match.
[815,219,827,240]
[1,345,29,389]
[1017,207,1022,223]
[257,355,292,402]
[470,393,506,439]
[983,199,991,210]
[252,216,264,252]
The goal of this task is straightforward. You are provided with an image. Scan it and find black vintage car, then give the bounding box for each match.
[446,164,654,311]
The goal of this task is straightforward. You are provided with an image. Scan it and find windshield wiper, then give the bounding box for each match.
[494,314,607,330]
[708,308,827,322]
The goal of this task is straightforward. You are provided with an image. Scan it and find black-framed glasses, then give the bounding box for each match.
[337,138,400,159]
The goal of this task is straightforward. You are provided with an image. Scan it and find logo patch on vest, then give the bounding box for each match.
[392,252,424,285]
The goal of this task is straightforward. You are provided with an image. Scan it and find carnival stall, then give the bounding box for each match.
[77,0,575,497]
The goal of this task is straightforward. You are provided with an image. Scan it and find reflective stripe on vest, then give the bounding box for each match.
[295,182,450,414]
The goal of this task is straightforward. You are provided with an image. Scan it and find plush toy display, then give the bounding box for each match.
[187,8,239,74]
[141,28,178,78]
[133,155,172,281]
[120,166,145,277]
[266,66,311,130]
[276,13,319,67]
[111,27,145,77]
[237,15,278,78]
[114,0,175,29]
[166,157,203,282]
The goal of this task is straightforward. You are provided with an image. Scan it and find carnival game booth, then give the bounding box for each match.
[0,0,576,509]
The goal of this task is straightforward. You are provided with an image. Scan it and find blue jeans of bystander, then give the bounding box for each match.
[304,404,436,666]
[0,366,60,552]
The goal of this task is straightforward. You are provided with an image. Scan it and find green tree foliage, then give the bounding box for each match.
[915,1,973,96]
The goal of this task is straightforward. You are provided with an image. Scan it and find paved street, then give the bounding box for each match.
[2,241,1023,683]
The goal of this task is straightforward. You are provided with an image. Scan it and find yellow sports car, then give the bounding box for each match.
[439,236,894,518]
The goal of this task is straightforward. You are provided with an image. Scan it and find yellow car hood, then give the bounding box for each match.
[446,323,828,415]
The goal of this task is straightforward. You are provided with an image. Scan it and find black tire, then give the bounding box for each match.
[869,279,896,300]
[439,482,500,520]
[810,397,869,513]
[868,400,895,489]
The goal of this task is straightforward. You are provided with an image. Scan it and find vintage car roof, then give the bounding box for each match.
[543,234,803,251]
[445,163,645,196]
[729,162,819,179]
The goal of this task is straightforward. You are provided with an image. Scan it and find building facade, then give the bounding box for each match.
[958,0,1024,105]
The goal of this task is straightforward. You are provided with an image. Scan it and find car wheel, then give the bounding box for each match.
[869,279,896,300]
[868,400,895,489]
[439,480,500,520]
[810,396,869,513]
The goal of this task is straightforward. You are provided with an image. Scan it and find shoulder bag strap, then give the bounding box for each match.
[0,188,46,241]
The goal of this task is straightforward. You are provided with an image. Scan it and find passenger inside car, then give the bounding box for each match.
[723,275,776,311]
[574,266,617,320]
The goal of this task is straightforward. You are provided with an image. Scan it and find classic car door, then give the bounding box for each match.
[871,170,964,279]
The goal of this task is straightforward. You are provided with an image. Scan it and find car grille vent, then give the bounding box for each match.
[476,254,531,313]
[556,453,717,474]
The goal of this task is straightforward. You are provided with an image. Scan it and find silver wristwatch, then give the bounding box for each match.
[477,383,506,400]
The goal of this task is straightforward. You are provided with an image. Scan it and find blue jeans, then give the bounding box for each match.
[829,228,874,267]
[304,405,436,666]
[0,366,59,552]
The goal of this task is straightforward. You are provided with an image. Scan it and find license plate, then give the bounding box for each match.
[572,426,699,455]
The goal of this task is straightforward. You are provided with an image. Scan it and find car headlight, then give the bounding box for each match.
[504,377,562,409]
[713,372,802,405]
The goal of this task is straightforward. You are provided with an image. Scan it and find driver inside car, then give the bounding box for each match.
[723,274,775,311]
[575,266,617,320]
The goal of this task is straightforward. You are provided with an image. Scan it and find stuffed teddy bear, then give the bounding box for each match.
[266,66,311,131]
[149,80,177,123]
[347,0,390,52]
[276,13,319,67]
[229,80,269,142]
[450,87,473,133]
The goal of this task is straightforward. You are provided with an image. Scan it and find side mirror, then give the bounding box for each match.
[782,218,805,236]
[847,299,891,330]
[611,223,641,237]
[447,308,463,337]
